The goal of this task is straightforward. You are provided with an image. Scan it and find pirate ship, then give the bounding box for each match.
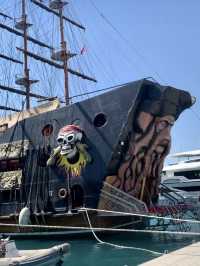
[0,1,194,238]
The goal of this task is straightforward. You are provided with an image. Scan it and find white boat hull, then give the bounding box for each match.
[0,243,69,266]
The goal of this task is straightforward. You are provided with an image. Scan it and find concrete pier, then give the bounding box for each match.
[140,241,200,266]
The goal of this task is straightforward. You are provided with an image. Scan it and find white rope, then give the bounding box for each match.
[84,209,200,258]
[84,208,162,255]
[82,207,200,225]
[1,223,200,236]
[1,207,200,236]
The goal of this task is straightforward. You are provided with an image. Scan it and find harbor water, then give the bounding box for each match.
[15,233,200,266]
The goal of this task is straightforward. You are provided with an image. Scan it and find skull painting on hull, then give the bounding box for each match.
[47,125,92,176]
[57,125,83,158]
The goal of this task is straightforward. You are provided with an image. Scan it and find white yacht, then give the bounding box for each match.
[148,150,200,234]
[162,149,200,193]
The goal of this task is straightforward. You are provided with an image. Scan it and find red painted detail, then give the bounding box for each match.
[59,124,82,134]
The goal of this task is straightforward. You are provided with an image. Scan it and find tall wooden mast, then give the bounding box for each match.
[22,0,30,109]
[0,1,97,113]
[59,3,69,105]
[0,10,54,113]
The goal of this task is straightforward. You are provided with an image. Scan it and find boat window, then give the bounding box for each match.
[93,113,107,128]
[174,170,200,179]
[0,190,10,202]
[161,171,166,176]
[163,178,181,183]
[185,159,200,163]
[0,161,7,171]
[42,124,53,136]
[174,186,200,192]
[0,159,23,172]
[0,189,20,202]
[0,123,8,133]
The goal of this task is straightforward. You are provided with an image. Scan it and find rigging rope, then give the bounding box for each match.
[1,206,200,236]
[82,208,200,225]
[190,108,200,123]
[1,221,200,236]
[64,81,132,101]
[4,99,26,159]
[89,0,165,83]
[84,208,162,255]
[26,150,39,208]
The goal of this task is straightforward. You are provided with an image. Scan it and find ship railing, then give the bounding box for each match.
[160,183,185,204]
[100,182,148,215]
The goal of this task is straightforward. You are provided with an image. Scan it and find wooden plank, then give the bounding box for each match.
[140,241,200,266]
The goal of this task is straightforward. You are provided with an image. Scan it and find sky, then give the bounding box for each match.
[0,0,200,156]
[74,0,200,156]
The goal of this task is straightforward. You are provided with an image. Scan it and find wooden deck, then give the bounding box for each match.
[140,241,200,266]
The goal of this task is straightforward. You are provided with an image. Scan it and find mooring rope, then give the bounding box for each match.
[1,206,200,237]
[81,207,200,225]
[84,208,162,255]
[1,223,200,236]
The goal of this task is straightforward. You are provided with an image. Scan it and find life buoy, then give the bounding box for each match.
[58,188,67,199]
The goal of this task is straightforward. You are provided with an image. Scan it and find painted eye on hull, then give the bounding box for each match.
[66,134,75,142]
[57,137,64,144]
[156,121,169,132]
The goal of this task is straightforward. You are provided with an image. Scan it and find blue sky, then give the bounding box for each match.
[1,0,200,154]
[74,0,200,155]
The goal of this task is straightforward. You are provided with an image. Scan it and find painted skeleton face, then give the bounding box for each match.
[57,126,83,159]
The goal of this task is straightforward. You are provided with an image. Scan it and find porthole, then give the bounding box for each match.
[58,188,68,199]
[93,113,107,128]
[42,124,53,136]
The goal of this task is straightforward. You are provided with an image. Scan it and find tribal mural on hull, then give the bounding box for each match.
[99,85,194,208]
[47,125,92,176]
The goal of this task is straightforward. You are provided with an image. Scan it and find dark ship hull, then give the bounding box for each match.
[0,211,143,239]
[0,79,193,238]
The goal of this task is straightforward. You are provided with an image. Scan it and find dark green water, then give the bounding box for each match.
[15,234,200,266]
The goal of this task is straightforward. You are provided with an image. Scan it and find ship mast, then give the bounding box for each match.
[22,0,30,109]
[15,0,44,109]
[57,2,69,105]
[0,1,97,113]
[31,0,97,105]
[0,11,50,112]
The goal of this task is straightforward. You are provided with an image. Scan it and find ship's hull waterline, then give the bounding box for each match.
[0,210,143,239]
